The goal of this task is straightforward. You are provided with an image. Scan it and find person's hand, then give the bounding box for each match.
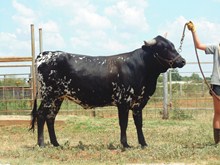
[187,21,196,32]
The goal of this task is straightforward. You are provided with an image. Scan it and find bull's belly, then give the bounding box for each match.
[63,93,114,109]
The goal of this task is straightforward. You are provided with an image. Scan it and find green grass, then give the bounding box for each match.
[0,111,220,164]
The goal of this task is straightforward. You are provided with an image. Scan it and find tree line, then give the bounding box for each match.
[158,69,210,83]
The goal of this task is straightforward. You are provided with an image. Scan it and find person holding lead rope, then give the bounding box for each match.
[187,21,220,144]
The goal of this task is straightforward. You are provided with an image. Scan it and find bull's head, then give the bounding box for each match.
[142,35,186,70]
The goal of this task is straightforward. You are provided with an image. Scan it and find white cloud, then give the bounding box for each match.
[158,16,188,41]
[159,17,220,46]
[12,14,32,25]
[39,20,60,33]
[101,39,127,53]
[12,0,38,36]
[69,28,131,55]
[0,1,36,56]
[70,37,90,49]
[42,0,112,33]
[39,21,65,50]
[105,0,149,32]
[43,33,65,50]
[7,0,150,55]
[70,9,112,30]
[39,0,150,54]
[0,32,30,56]
[41,0,92,9]
[196,19,220,44]
[0,32,16,42]
[8,0,65,53]
[12,0,35,17]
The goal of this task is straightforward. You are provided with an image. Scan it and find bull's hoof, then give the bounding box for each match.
[38,141,45,148]
[38,143,45,148]
[141,143,148,149]
[122,143,131,148]
[52,142,60,147]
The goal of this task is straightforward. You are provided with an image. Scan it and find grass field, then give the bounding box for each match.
[0,110,219,165]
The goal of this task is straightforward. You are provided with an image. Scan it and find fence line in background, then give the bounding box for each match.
[0,69,213,117]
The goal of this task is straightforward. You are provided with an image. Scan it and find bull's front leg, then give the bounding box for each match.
[118,106,130,148]
[133,109,148,147]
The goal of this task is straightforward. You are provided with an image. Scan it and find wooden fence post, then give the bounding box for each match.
[163,72,169,119]
[31,24,36,104]
[162,32,169,119]
[39,28,43,53]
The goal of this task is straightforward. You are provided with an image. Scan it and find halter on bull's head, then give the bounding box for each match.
[142,36,186,69]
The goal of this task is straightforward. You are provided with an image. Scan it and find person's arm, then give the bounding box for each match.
[192,31,207,51]
[187,21,207,51]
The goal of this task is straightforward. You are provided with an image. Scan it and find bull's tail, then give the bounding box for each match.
[29,93,38,132]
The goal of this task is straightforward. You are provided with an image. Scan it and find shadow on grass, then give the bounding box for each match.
[24,140,149,152]
[183,141,217,149]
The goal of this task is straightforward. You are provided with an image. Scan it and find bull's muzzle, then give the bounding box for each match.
[175,56,186,68]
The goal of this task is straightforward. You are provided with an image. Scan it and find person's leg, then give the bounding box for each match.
[212,85,220,144]
[213,95,220,144]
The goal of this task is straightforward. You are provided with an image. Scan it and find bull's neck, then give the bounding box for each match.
[142,50,168,75]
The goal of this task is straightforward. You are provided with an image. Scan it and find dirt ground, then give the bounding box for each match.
[0,115,65,126]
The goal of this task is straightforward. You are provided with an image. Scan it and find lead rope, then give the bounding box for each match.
[179,23,220,101]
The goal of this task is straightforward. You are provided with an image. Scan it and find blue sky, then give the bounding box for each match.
[1,0,220,76]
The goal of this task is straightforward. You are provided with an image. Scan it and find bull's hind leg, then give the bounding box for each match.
[37,101,47,147]
[46,98,63,146]
[37,98,63,147]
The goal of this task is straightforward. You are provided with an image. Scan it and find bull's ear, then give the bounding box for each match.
[144,39,156,46]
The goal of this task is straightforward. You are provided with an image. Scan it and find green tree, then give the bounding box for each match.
[190,73,202,82]
[171,69,182,81]
[0,77,27,86]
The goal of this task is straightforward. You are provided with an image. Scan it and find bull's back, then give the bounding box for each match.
[37,51,117,107]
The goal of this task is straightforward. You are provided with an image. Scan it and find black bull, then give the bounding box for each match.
[30,35,185,148]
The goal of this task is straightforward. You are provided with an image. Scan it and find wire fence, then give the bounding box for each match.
[0,67,214,118]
